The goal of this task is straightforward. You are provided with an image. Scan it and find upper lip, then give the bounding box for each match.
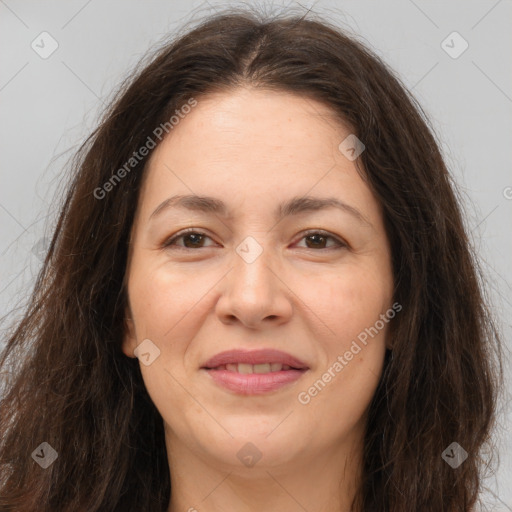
[201,349,309,370]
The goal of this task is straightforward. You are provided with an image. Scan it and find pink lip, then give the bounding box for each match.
[201,349,308,369]
[204,368,307,395]
[200,349,309,395]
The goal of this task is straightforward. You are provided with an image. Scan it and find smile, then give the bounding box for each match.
[202,365,308,395]
[208,363,297,373]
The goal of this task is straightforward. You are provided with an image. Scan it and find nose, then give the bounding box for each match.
[215,239,293,329]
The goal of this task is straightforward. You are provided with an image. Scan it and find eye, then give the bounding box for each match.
[294,230,347,250]
[163,228,347,251]
[162,229,216,250]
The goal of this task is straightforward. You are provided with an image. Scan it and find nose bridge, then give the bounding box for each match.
[232,235,275,298]
[215,233,292,326]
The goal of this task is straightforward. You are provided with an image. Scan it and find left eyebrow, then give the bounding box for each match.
[149,194,373,228]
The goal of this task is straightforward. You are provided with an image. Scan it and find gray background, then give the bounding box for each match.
[1,0,511,509]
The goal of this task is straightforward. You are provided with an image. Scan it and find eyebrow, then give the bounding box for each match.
[149,194,372,227]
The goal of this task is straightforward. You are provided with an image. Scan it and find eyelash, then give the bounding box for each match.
[162,228,347,251]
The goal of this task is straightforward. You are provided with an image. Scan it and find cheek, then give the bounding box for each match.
[297,267,390,421]
[127,264,207,423]
[128,260,210,339]
[309,265,391,344]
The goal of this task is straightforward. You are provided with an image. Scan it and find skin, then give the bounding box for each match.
[122,87,394,512]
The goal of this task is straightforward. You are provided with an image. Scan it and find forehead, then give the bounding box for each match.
[169,88,344,153]
[137,88,379,223]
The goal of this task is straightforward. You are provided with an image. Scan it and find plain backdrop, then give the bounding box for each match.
[0,0,511,509]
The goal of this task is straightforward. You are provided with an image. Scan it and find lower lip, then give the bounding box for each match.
[202,368,308,395]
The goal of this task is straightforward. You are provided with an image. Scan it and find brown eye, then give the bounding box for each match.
[162,229,346,251]
[163,230,215,250]
[296,231,346,250]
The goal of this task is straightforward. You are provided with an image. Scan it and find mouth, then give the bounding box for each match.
[201,348,309,370]
[200,349,309,395]
[204,362,305,373]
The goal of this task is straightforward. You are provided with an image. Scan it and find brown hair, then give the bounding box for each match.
[0,6,504,511]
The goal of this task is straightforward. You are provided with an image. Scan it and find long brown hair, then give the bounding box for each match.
[0,6,504,511]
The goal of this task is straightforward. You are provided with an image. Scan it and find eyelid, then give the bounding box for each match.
[295,229,347,249]
[162,228,347,250]
[162,228,217,248]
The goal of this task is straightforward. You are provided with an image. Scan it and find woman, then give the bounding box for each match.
[0,7,503,512]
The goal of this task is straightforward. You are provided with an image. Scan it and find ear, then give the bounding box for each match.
[121,307,138,358]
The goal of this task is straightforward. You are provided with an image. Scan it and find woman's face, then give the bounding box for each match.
[122,88,394,472]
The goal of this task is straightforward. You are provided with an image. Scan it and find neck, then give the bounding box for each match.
[165,427,364,512]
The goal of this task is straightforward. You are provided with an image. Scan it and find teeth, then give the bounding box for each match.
[253,363,271,374]
[218,363,295,373]
[238,363,253,374]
